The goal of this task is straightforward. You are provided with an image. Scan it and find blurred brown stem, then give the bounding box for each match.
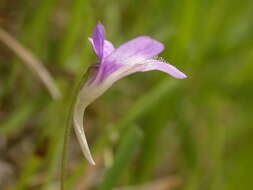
[0,27,61,99]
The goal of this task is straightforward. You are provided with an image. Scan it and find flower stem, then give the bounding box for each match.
[60,69,90,190]
[60,100,73,190]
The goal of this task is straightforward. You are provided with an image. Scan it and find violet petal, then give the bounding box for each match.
[105,36,164,65]
[139,60,187,79]
[91,23,105,59]
[101,59,187,86]
[88,38,115,59]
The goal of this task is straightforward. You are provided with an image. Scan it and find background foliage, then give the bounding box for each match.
[1,0,253,189]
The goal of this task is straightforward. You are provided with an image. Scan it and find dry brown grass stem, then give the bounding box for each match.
[0,27,61,99]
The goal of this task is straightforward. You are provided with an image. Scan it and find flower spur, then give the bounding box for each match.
[73,23,187,165]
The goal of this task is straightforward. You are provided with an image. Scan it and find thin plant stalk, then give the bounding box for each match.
[60,101,73,190]
[0,27,60,99]
[60,69,89,190]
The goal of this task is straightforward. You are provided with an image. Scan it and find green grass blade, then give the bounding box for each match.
[15,156,41,190]
[98,125,143,190]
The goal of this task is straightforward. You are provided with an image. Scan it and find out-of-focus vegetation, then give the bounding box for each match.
[0,0,253,189]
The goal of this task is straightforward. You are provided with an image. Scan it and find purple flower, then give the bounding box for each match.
[73,23,187,165]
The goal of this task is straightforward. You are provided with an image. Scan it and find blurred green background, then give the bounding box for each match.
[1,0,253,189]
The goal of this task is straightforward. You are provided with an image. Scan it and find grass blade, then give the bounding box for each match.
[98,125,143,190]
